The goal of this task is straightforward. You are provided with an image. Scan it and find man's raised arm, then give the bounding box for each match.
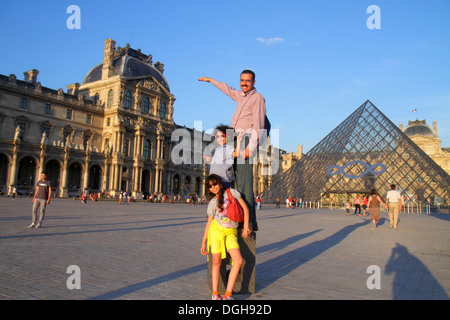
[198,77,241,102]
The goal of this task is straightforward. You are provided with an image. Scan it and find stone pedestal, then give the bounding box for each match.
[207,227,256,294]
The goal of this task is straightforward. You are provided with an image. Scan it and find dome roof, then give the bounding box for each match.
[404,120,435,137]
[82,54,170,92]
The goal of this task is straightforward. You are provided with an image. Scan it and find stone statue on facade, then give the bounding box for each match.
[40,131,47,145]
[14,126,21,141]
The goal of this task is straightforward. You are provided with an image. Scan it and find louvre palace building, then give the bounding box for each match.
[0,38,283,198]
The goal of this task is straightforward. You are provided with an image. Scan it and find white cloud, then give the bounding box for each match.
[257,37,285,46]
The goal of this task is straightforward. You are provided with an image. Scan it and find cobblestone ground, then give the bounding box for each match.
[0,197,448,300]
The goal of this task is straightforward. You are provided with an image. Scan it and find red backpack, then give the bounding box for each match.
[225,189,244,223]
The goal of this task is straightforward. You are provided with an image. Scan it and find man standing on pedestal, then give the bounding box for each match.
[199,70,267,231]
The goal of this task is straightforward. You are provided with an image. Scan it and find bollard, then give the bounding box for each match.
[207,226,256,295]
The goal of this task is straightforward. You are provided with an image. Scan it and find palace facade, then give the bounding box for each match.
[400,120,450,175]
[0,38,283,198]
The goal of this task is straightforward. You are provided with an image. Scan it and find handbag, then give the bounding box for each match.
[225,189,244,223]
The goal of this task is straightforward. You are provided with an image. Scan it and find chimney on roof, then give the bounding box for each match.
[102,38,116,80]
[66,83,81,96]
[24,69,39,83]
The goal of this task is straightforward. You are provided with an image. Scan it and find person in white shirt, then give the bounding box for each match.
[385,184,402,229]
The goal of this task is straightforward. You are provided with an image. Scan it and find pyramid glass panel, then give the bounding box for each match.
[263,100,450,208]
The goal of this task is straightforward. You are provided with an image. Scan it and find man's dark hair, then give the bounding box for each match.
[391,184,396,190]
[241,69,255,81]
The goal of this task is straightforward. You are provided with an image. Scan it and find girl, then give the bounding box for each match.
[200,174,250,300]
[362,195,368,216]
[203,125,243,189]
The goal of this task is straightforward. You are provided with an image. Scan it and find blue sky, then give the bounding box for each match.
[1,0,449,153]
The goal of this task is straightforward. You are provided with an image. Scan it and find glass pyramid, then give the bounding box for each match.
[262,100,450,208]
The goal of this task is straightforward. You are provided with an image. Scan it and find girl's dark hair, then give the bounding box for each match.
[214,124,233,143]
[369,189,376,196]
[215,124,231,134]
[205,174,225,212]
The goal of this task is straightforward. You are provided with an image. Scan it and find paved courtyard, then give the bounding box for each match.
[0,197,448,300]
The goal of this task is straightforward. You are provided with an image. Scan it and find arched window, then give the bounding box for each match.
[107,90,114,107]
[124,91,132,109]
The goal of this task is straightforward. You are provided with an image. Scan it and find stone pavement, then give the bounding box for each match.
[0,197,448,300]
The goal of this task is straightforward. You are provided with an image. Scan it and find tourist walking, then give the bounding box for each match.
[256,196,261,210]
[362,195,368,216]
[385,184,402,229]
[28,171,51,228]
[367,189,386,229]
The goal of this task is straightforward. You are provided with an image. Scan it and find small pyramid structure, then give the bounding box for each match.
[262,100,450,206]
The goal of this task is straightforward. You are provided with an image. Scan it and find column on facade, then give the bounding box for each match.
[132,166,142,194]
[109,128,125,195]
[137,167,142,193]
[109,163,115,191]
[82,153,90,190]
[103,160,110,194]
[158,166,164,193]
[118,164,123,191]
[154,129,165,193]
[113,130,124,155]
[156,133,161,159]
[60,151,70,197]
[113,131,118,154]
[35,147,47,195]
[8,143,20,195]
[132,131,144,194]
[38,147,46,176]
[154,167,160,193]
